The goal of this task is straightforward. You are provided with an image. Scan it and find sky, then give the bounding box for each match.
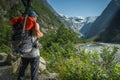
[48,0,111,17]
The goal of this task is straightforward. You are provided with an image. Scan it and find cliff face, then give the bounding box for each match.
[83,0,120,43]
[97,5,120,43]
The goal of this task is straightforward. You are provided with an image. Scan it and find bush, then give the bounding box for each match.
[0,23,12,53]
[40,24,80,72]
[0,44,12,53]
[57,47,120,80]
[40,24,120,80]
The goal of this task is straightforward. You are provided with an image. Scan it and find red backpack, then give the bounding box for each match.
[10,15,37,54]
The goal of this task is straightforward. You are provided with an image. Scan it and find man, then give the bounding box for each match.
[10,10,43,80]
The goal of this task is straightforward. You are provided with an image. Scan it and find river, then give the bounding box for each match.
[76,42,120,62]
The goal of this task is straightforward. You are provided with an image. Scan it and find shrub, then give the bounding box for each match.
[40,24,120,80]
[0,23,12,53]
[57,47,120,80]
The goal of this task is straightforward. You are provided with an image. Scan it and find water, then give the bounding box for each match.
[77,43,120,52]
[77,42,120,62]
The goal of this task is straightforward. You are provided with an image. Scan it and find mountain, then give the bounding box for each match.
[40,0,97,36]
[39,0,97,37]
[60,15,97,36]
[82,0,120,43]
[79,16,97,37]
[40,0,59,16]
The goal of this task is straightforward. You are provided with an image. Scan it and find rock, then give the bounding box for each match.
[12,56,47,76]
[0,53,58,80]
[0,66,17,80]
[39,56,47,73]
[11,58,21,75]
[0,65,58,80]
[0,53,15,66]
[47,73,58,80]
[38,72,58,80]
[5,53,17,65]
[0,53,8,62]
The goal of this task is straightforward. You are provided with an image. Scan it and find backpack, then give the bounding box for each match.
[11,16,36,54]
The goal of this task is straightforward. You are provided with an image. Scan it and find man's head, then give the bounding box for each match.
[28,10,38,21]
[28,10,38,17]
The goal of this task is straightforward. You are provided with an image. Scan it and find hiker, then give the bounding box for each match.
[10,10,43,80]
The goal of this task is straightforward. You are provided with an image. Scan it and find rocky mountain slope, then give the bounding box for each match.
[82,0,120,43]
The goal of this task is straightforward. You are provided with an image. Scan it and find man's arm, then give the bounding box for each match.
[34,23,43,38]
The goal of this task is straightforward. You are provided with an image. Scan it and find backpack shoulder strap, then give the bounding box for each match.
[22,15,28,36]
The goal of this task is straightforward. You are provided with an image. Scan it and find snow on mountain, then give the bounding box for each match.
[60,15,97,36]
[85,16,97,23]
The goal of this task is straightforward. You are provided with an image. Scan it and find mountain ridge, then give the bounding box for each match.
[84,0,120,43]
[59,14,97,36]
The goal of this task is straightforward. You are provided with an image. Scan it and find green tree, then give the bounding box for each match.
[56,24,79,45]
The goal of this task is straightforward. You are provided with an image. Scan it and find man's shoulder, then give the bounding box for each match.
[36,23,40,28]
[28,16,34,21]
